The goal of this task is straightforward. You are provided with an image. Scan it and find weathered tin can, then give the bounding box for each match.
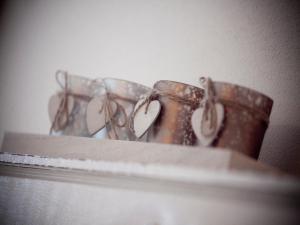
[101,78,152,140]
[48,71,104,137]
[212,82,273,159]
[147,80,204,145]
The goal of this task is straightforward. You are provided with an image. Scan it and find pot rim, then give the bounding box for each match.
[154,80,204,91]
[103,77,152,91]
[214,81,273,104]
[214,81,273,116]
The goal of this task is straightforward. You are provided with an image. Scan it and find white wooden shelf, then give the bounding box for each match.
[0,132,299,225]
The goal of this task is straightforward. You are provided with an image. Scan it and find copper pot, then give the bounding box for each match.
[212,82,273,159]
[147,80,204,145]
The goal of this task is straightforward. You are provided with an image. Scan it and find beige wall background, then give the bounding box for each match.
[0,0,299,175]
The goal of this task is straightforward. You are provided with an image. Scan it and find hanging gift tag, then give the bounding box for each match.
[86,96,118,135]
[191,102,224,146]
[133,98,161,138]
[48,93,75,130]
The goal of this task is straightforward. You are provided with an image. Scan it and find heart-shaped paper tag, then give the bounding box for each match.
[133,98,161,138]
[86,96,118,135]
[48,93,75,130]
[191,103,224,146]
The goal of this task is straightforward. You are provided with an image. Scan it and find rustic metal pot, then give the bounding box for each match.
[147,80,204,145]
[99,78,152,141]
[49,71,104,137]
[211,82,273,159]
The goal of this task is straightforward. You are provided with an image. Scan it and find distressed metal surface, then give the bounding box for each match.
[148,80,204,145]
[213,82,273,158]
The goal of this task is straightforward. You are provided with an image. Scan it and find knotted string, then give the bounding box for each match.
[129,89,201,137]
[197,77,270,140]
[50,70,92,134]
[99,91,135,139]
[91,77,138,139]
[50,72,136,139]
[49,71,97,134]
[49,71,70,134]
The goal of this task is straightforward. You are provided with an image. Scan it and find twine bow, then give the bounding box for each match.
[50,70,92,134]
[129,88,201,137]
[49,72,136,139]
[99,90,135,139]
[49,70,72,134]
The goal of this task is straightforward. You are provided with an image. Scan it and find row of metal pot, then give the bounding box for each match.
[48,70,273,159]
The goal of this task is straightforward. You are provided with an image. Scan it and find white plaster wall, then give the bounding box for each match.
[0,0,299,175]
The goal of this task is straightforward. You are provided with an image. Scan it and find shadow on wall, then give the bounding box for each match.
[259,125,300,176]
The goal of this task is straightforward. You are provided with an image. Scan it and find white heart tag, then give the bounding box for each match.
[191,103,224,146]
[48,93,74,130]
[133,99,161,138]
[86,96,118,135]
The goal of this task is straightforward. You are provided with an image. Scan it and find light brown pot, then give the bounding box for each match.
[49,72,104,137]
[102,78,152,141]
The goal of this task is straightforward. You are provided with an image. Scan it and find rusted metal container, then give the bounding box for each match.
[100,78,152,141]
[48,71,104,137]
[147,80,204,145]
[212,82,273,159]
